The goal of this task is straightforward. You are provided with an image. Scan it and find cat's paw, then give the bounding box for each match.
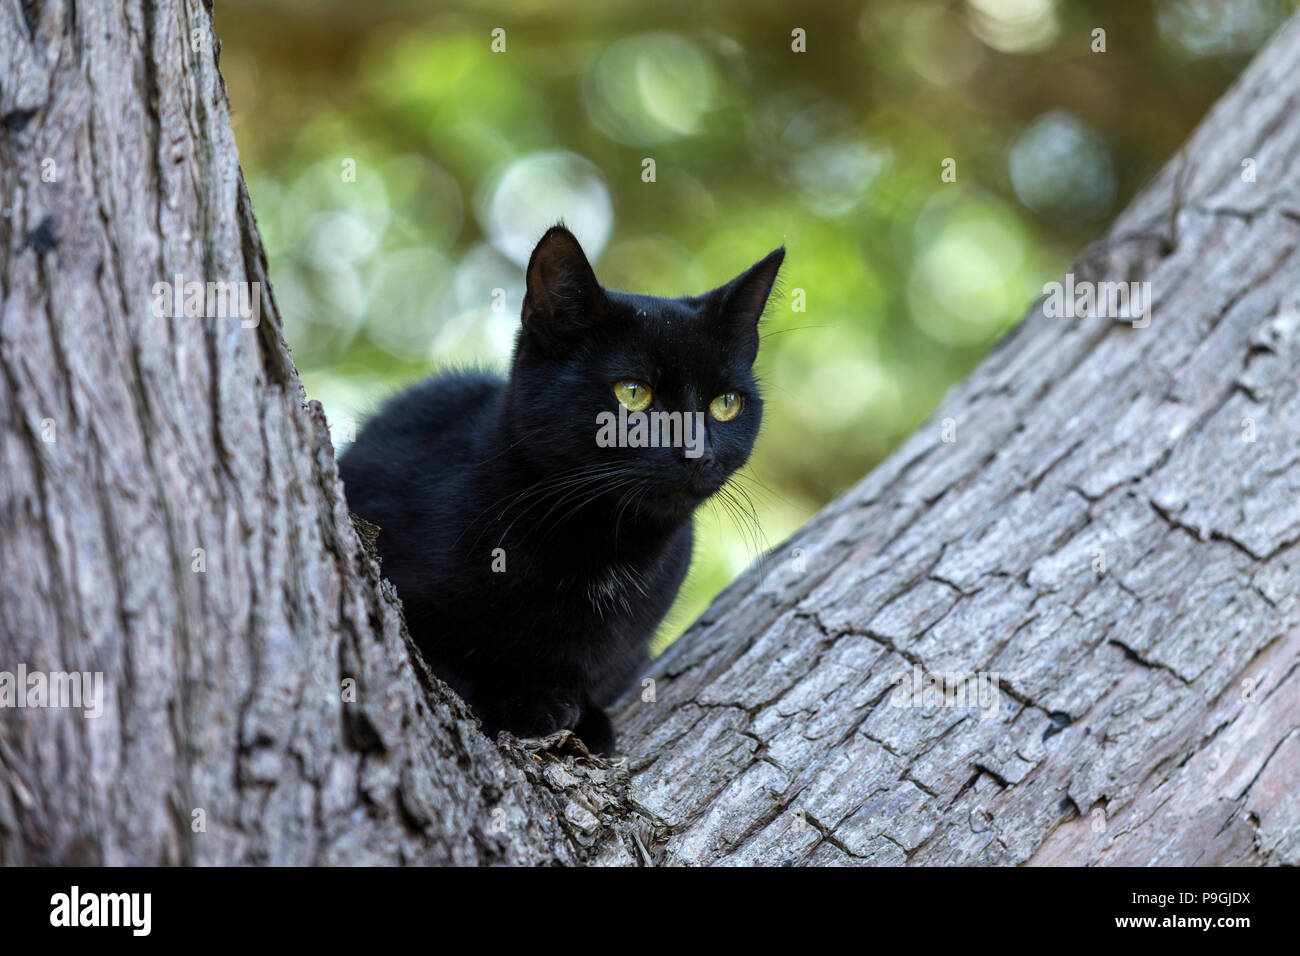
[574,706,616,756]
[494,693,583,740]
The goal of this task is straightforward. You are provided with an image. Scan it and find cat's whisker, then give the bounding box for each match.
[730,468,787,506]
[490,462,625,517]
[611,482,655,553]
[538,475,642,545]
[460,462,630,551]
[759,323,830,340]
[527,475,629,542]
[454,462,609,547]
[717,484,769,561]
[494,466,635,549]
[496,466,624,521]
[721,492,754,555]
[735,487,772,557]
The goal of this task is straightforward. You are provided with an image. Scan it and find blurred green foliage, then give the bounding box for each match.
[217,0,1294,648]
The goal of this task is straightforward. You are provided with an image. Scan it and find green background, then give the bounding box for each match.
[216,0,1291,648]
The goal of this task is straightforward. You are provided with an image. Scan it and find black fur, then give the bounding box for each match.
[338,226,784,753]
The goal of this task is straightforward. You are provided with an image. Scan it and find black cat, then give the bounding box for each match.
[338,225,783,754]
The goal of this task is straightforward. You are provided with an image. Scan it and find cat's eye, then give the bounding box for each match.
[710,392,743,422]
[613,381,653,412]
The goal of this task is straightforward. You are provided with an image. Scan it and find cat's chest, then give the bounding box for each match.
[482,522,693,628]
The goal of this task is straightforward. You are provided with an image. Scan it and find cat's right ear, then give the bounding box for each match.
[709,246,785,364]
[521,226,605,336]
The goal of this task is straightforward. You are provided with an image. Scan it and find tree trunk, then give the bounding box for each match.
[2,2,1297,866]
[0,0,597,867]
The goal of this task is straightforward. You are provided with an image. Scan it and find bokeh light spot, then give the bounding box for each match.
[479,150,614,266]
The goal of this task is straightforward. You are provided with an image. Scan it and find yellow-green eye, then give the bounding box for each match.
[613,381,653,412]
[710,392,743,422]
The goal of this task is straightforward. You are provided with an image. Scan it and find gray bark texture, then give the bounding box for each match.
[2,1,1298,866]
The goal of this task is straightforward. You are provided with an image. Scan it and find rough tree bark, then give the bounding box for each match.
[2,1,1297,866]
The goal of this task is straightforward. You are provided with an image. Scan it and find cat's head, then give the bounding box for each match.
[506,225,784,519]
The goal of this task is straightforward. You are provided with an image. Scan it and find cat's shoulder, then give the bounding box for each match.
[395,367,502,411]
[340,369,504,473]
[374,367,503,432]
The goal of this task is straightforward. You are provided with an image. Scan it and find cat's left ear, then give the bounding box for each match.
[522,225,606,338]
[711,246,785,363]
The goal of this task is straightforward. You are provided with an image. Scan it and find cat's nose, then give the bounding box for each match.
[682,445,715,467]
